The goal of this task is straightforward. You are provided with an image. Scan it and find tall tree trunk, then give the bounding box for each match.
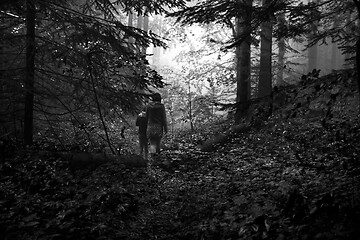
[142,14,149,54]
[143,15,149,32]
[344,10,355,69]
[278,39,285,84]
[308,37,317,72]
[188,79,194,131]
[135,14,143,53]
[357,39,360,96]
[235,1,252,123]
[308,0,318,73]
[136,14,143,29]
[258,0,273,98]
[128,13,133,27]
[331,16,340,70]
[152,16,162,66]
[128,13,134,43]
[24,0,36,146]
[344,11,354,67]
[354,0,360,108]
[277,12,286,85]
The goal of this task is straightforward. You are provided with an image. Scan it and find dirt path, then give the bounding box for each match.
[134,115,360,240]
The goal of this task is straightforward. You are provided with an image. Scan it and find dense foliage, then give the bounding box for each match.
[1,1,360,239]
[0,0,186,148]
[1,69,360,240]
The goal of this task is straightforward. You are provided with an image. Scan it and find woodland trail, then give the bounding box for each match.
[130,112,360,240]
[1,114,359,240]
[100,70,360,239]
[2,71,360,240]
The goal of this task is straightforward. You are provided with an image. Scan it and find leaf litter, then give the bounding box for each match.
[1,70,360,239]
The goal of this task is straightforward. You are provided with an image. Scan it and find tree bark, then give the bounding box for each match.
[128,13,134,43]
[188,79,194,131]
[357,39,360,98]
[308,0,318,73]
[152,16,162,66]
[143,15,149,32]
[277,39,285,84]
[308,38,317,72]
[354,0,360,108]
[258,0,273,98]
[136,14,143,30]
[331,16,340,70]
[344,10,353,67]
[24,0,36,146]
[277,12,286,85]
[235,1,252,122]
[142,14,149,54]
[128,13,133,27]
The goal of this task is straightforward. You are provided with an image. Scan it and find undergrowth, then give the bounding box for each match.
[1,70,360,240]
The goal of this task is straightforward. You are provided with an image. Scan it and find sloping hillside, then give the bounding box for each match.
[1,69,360,240]
[153,69,360,239]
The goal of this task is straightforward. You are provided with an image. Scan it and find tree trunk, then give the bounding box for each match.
[142,14,149,54]
[344,11,354,67]
[345,11,354,69]
[24,0,36,146]
[188,80,194,131]
[235,1,252,123]
[135,14,144,53]
[143,15,149,32]
[357,39,360,100]
[308,1,318,73]
[308,40,317,72]
[331,16,340,70]
[136,14,143,29]
[354,0,360,108]
[152,17,162,66]
[128,13,134,43]
[277,12,286,85]
[258,0,273,98]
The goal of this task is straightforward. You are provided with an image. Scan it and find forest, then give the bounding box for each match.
[1,0,360,239]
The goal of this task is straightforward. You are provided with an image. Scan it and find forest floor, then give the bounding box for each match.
[1,69,360,240]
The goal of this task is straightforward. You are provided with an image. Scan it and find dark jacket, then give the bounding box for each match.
[136,112,147,135]
[146,102,167,133]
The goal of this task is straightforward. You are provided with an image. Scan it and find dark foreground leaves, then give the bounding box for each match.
[2,115,360,240]
[1,71,360,240]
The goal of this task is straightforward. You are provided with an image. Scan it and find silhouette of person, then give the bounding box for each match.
[146,93,167,154]
[135,108,148,160]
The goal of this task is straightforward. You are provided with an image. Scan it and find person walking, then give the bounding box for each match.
[146,93,168,154]
[135,108,148,160]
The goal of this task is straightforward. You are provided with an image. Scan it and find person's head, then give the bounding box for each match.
[152,93,161,102]
[138,106,146,116]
